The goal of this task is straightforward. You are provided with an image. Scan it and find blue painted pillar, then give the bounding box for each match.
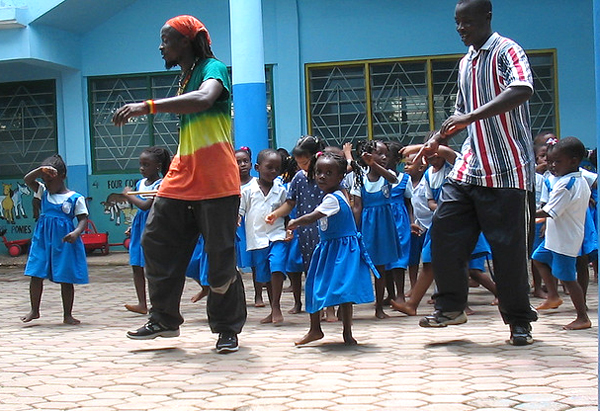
[229,0,269,153]
[60,70,88,197]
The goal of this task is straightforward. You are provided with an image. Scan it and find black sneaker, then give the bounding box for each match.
[509,323,533,346]
[419,310,468,328]
[126,321,180,340]
[216,333,239,353]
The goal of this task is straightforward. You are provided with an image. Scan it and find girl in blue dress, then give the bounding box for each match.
[351,140,401,319]
[122,147,171,314]
[21,154,88,325]
[289,151,376,345]
[384,141,413,307]
[266,136,327,315]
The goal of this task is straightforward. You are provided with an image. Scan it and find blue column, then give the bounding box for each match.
[229,0,269,153]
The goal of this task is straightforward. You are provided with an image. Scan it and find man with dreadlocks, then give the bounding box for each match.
[113,15,246,353]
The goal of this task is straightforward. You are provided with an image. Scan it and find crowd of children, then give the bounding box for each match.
[19,130,596,345]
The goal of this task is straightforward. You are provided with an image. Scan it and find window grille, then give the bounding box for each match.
[307,50,557,150]
[0,80,57,177]
[89,66,275,173]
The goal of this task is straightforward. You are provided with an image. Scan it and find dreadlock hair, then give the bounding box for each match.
[143,146,172,177]
[277,147,297,184]
[191,31,214,60]
[41,154,67,176]
[307,150,348,182]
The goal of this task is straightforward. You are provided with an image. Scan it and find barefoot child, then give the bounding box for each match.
[289,151,376,345]
[21,154,88,325]
[240,149,287,324]
[384,141,413,306]
[532,137,592,330]
[266,136,326,316]
[351,140,401,319]
[122,147,171,314]
[234,147,262,306]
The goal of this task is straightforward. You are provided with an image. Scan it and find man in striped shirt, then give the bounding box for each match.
[418,0,538,346]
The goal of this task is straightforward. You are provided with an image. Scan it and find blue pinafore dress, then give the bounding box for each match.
[24,191,88,284]
[185,235,209,286]
[385,173,411,270]
[305,192,377,313]
[360,177,401,266]
[129,178,162,267]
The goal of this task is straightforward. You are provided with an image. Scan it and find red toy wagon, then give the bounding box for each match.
[0,227,31,257]
[81,220,110,255]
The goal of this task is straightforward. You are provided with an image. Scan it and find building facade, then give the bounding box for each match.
[0,0,597,249]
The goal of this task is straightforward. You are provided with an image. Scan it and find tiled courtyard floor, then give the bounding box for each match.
[0,252,597,410]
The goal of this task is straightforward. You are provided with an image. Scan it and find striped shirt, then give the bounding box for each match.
[449,32,535,191]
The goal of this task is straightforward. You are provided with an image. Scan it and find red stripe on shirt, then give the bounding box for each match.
[508,47,526,81]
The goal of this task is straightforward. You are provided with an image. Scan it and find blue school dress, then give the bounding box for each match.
[385,173,411,270]
[359,177,401,266]
[236,177,255,270]
[305,192,377,313]
[285,206,304,273]
[185,235,209,286]
[129,178,162,267]
[25,190,88,284]
[287,170,324,269]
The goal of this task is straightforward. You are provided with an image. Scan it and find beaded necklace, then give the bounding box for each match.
[177,58,200,96]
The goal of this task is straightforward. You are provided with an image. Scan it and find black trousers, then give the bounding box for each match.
[141,195,247,334]
[430,180,538,325]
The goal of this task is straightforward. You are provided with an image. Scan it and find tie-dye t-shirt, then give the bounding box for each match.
[158,58,241,200]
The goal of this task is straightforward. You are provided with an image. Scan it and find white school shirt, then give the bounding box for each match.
[35,184,88,216]
[540,167,596,205]
[424,161,453,201]
[411,176,433,230]
[542,171,590,257]
[239,178,287,251]
[350,169,398,197]
[534,173,544,209]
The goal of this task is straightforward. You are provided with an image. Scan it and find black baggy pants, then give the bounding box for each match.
[430,180,538,325]
[141,195,247,334]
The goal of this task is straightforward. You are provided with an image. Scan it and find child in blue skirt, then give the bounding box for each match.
[21,154,88,325]
[351,140,401,319]
[289,151,376,345]
[123,147,171,314]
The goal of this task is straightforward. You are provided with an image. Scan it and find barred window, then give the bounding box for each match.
[89,66,275,174]
[0,80,58,177]
[307,50,557,149]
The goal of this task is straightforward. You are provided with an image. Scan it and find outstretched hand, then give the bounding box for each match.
[112,102,149,127]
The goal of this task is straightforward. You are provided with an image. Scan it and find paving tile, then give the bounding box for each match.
[0,260,597,411]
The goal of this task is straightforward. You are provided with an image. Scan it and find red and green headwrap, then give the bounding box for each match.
[165,15,211,45]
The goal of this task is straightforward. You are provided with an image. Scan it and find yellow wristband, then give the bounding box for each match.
[145,99,156,115]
